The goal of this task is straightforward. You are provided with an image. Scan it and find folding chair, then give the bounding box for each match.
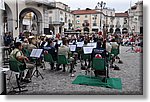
[111,48,119,57]
[9,57,28,93]
[57,55,74,73]
[43,53,55,69]
[92,58,109,83]
[81,53,91,66]
[80,53,91,75]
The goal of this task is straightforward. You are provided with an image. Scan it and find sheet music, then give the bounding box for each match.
[87,42,97,48]
[69,42,73,45]
[77,42,84,47]
[69,45,76,52]
[83,47,94,54]
[30,49,43,58]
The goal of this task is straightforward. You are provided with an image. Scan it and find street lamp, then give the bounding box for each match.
[95,1,106,32]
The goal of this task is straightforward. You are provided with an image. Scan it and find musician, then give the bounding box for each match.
[91,40,106,60]
[91,40,107,77]
[27,37,37,53]
[81,40,91,68]
[110,39,122,69]
[57,38,74,72]
[39,37,46,49]
[22,38,29,49]
[10,42,34,83]
[44,40,57,70]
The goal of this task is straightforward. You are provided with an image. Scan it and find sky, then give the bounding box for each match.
[54,0,141,12]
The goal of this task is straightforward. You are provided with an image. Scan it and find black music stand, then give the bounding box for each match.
[30,49,44,79]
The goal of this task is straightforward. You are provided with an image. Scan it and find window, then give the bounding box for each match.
[76,20,80,24]
[60,18,63,21]
[65,13,67,23]
[110,12,112,16]
[60,11,63,14]
[106,11,108,15]
[85,15,88,18]
[49,17,52,23]
[93,23,97,26]
[84,20,88,23]
[49,11,53,13]
[76,15,80,18]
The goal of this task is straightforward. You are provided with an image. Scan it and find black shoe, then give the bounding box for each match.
[56,68,62,71]
[51,67,54,70]
[62,70,66,72]
[111,65,116,68]
[118,60,123,64]
[81,66,86,70]
[114,65,120,70]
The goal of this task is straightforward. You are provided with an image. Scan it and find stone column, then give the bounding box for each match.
[54,25,60,35]
[61,26,64,35]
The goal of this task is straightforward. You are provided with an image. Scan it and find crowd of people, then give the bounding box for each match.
[3,31,143,84]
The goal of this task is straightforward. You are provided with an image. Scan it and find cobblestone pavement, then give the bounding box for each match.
[6,46,143,95]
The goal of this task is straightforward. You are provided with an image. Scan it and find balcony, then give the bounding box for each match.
[93,23,97,26]
[49,21,64,26]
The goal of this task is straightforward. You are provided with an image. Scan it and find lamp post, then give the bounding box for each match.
[95,1,106,39]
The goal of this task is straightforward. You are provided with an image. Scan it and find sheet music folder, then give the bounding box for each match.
[30,49,43,58]
[83,47,94,54]
[69,44,77,52]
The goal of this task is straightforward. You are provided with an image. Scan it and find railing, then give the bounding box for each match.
[49,21,64,25]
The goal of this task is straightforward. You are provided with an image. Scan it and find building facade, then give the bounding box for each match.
[48,2,74,35]
[114,12,129,34]
[128,1,143,34]
[72,8,116,34]
[2,0,143,37]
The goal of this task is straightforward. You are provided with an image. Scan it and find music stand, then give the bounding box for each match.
[68,44,77,52]
[30,49,44,79]
[126,42,136,53]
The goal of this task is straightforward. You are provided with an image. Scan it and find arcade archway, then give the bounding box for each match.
[122,28,128,34]
[19,7,42,35]
[115,28,121,34]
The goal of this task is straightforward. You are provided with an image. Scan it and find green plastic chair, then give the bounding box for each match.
[57,54,72,72]
[44,53,55,69]
[92,58,108,83]
[111,48,119,56]
[9,57,27,92]
[81,54,91,60]
[57,55,69,65]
